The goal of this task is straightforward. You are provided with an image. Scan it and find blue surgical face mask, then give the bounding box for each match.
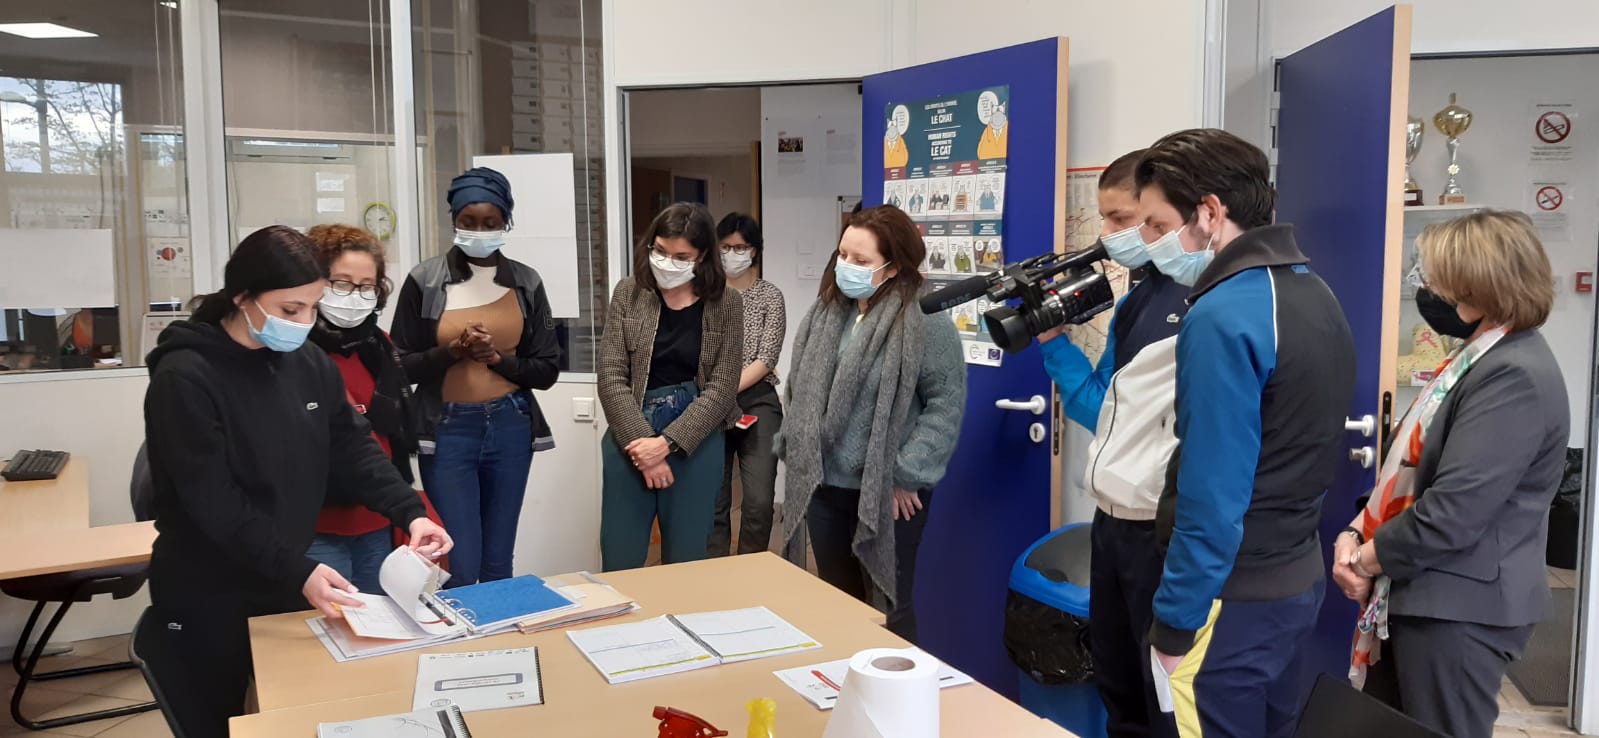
[453,228,506,259]
[1101,224,1151,269]
[835,260,887,300]
[246,301,313,352]
[1146,225,1215,287]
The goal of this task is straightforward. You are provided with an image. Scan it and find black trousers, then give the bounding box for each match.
[1363,615,1534,738]
[1090,510,1175,738]
[807,485,929,643]
[709,382,784,557]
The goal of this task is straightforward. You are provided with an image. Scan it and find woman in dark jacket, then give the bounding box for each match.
[304,224,436,594]
[143,226,450,735]
[1334,210,1567,738]
[597,202,743,571]
[391,168,562,586]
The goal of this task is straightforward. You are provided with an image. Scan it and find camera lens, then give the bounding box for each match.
[984,305,1034,354]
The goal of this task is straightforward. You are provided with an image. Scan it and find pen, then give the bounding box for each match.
[813,670,843,691]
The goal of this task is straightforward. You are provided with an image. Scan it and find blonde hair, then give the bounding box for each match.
[1417,209,1553,331]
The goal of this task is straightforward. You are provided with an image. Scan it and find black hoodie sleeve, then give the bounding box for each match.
[145,370,320,588]
[321,361,428,528]
[492,281,562,390]
[392,274,457,385]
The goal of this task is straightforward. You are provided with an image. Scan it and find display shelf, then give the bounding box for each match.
[1404,203,1485,213]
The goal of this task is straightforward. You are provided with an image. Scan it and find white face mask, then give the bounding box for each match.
[649,250,696,290]
[721,250,754,277]
[319,286,376,328]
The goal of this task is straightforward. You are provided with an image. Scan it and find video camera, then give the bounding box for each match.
[919,241,1116,354]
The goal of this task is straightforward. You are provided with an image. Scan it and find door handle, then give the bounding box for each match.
[1345,415,1376,438]
[995,395,1047,416]
[1349,447,1375,469]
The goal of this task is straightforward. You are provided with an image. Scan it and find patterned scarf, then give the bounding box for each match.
[1348,324,1508,687]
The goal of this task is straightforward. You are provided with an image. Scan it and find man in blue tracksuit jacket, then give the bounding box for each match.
[1039,150,1188,738]
[1136,129,1356,738]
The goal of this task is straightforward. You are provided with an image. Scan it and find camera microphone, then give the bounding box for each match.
[919,273,998,314]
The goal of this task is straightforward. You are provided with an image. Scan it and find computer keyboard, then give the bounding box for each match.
[2,449,70,482]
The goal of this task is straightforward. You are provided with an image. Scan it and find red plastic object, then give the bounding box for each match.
[653,706,729,738]
[1577,271,1593,294]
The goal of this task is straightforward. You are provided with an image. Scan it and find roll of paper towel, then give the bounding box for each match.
[821,648,940,738]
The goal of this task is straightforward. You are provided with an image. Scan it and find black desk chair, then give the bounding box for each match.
[1,447,159,730]
[1293,674,1446,738]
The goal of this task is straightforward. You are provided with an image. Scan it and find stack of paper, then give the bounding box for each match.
[567,606,821,684]
[316,705,473,738]
[515,572,638,633]
[434,575,578,634]
[414,647,544,714]
[307,548,471,662]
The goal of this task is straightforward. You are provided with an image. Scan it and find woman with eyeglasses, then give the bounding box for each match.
[707,213,786,557]
[598,203,743,570]
[303,224,439,595]
[391,168,562,586]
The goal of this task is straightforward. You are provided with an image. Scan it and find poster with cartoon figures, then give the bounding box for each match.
[886,85,1009,366]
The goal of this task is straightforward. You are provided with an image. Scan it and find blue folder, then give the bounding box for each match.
[436,575,577,633]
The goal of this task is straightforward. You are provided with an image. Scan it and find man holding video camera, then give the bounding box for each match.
[1037,149,1190,738]
[1139,129,1354,738]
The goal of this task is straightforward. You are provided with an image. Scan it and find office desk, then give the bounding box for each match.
[0,521,157,580]
[0,457,89,532]
[235,553,1074,737]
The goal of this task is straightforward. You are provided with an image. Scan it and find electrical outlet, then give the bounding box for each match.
[572,397,595,422]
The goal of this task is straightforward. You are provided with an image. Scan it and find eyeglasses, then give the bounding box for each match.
[720,244,754,256]
[1406,261,1430,291]
[329,280,379,300]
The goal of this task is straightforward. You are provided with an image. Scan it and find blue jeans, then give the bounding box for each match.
[418,392,534,587]
[306,529,392,595]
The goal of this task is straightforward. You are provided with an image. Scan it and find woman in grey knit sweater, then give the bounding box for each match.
[780,205,966,642]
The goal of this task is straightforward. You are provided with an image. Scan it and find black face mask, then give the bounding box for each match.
[1416,287,1481,339]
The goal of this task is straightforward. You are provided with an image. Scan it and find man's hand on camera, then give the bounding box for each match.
[1037,325,1067,344]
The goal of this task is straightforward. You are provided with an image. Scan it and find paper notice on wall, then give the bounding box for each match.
[0,229,116,309]
[316,173,348,193]
[825,127,857,166]
[317,197,347,214]
[1529,102,1578,165]
[1527,180,1572,242]
[472,153,581,318]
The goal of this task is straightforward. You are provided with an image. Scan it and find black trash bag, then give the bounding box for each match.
[1004,589,1093,685]
[1548,448,1584,570]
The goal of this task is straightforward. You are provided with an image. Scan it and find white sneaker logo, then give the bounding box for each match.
[1167,314,1181,324]
[306,402,320,411]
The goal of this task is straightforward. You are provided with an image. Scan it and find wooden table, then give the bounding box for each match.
[0,457,89,533]
[234,553,1075,737]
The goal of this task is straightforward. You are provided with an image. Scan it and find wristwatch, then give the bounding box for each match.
[663,435,682,456]
[1340,526,1364,545]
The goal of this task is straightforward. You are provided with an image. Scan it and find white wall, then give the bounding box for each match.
[1271,0,1599,57]
[1409,55,1599,445]
[628,88,762,157]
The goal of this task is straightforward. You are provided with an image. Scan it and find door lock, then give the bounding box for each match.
[1349,447,1375,469]
[995,395,1047,416]
[1344,415,1376,438]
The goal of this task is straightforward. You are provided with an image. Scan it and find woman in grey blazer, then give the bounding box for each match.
[597,203,743,571]
[1334,210,1567,738]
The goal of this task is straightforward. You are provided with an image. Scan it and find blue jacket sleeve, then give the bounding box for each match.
[1040,297,1122,432]
[1150,274,1276,656]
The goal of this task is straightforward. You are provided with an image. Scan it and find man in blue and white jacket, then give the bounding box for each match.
[1038,150,1188,738]
[1137,129,1356,738]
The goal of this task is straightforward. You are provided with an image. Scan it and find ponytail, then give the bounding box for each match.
[188,291,238,325]
[194,226,326,325]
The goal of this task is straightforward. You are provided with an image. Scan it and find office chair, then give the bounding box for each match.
[0,446,160,730]
[1293,673,1446,738]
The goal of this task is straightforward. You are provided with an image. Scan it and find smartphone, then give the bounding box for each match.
[735,414,758,430]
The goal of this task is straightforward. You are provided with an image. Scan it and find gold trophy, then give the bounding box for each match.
[1433,93,1473,205]
[1404,116,1425,207]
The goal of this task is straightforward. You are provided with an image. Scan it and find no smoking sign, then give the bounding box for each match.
[1536,185,1564,211]
[1536,111,1572,144]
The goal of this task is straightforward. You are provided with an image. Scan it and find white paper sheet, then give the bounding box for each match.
[0,229,115,309]
[774,647,973,710]
[566,616,718,684]
[413,647,543,713]
[471,153,580,318]
[670,606,821,663]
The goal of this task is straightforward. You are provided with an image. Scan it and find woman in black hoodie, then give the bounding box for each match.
[143,226,452,735]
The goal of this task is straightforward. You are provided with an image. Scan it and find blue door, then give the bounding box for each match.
[1275,5,1413,681]
[862,37,1068,698]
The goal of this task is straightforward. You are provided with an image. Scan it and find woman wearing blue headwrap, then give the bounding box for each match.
[391,167,562,586]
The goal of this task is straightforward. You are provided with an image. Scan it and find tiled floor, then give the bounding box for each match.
[6,569,1585,737]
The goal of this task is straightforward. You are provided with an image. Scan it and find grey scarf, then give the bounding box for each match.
[782,290,926,600]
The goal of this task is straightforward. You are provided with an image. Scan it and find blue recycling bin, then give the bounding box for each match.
[1005,522,1108,738]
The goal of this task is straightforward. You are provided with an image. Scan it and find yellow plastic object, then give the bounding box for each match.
[746,698,776,738]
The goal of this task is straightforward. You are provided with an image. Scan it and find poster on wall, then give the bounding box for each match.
[884,85,1009,366]
[1529,102,1578,165]
[1526,180,1573,243]
[1060,167,1132,366]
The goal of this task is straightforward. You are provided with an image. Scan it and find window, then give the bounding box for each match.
[412,0,607,374]
[0,1,186,372]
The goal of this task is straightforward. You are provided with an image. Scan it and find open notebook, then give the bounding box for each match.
[567,606,821,684]
[316,705,472,738]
